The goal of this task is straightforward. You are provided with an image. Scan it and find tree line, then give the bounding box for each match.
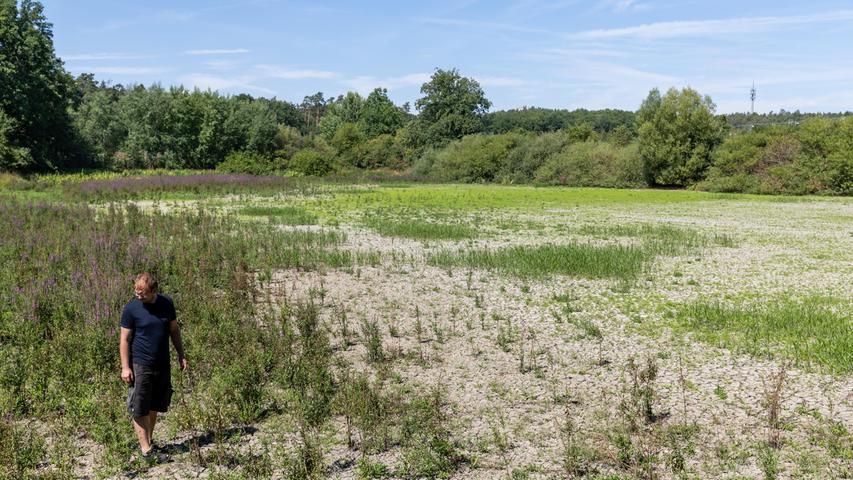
[1,0,851,195]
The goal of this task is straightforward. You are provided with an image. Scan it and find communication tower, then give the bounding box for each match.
[750,81,756,114]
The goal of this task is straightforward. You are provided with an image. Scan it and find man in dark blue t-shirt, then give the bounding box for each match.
[120,273,187,460]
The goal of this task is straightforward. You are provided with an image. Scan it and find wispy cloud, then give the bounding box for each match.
[594,0,650,14]
[478,76,530,88]
[71,66,166,75]
[574,10,853,39]
[185,49,251,55]
[61,52,149,61]
[255,65,339,79]
[419,17,560,36]
[341,73,431,94]
[177,73,277,95]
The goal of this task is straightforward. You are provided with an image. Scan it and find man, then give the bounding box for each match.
[120,272,188,461]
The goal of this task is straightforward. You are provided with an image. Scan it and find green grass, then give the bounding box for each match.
[427,243,649,281]
[674,296,853,374]
[579,223,735,255]
[309,184,849,216]
[238,205,317,225]
[364,217,478,241]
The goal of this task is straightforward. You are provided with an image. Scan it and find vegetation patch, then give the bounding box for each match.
[427,243,649,281]
[673,296,853,374]
[579,223,735,255]
[238,205,317,225]
[364,216,478,241]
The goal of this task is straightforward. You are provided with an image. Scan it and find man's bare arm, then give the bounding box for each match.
[169,320,188,370]
[120,327,133,383]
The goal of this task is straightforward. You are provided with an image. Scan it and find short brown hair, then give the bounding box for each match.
[134,272,158,292]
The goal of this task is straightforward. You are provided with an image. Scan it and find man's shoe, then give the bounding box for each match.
[141,447,170,464]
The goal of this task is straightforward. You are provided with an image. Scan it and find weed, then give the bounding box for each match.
[763,362,789,449]
[360,318,385,364]
[496,316,517,352]
[559,407,597,477]
[621,355,660,429]
[356,458,391,479]
[399,388,465,478]
[0,419,45,479]
[758,444,780,480]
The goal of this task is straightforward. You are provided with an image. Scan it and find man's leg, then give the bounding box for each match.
[132,415,152,453]
[147,411,157,445]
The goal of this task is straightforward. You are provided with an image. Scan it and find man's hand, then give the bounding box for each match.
[121,367,134,384]
[178,356,189,371]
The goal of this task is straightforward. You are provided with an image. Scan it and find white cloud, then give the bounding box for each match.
[62,52,148,61]
[340,73,430,94]
[595,0,649,14]
[185,49,251,55]
[419,17,559,36]
[255,65,339,79]
[177,74,277,95]
[478,76,530,87]
[574,10,853,39]
[71,66,165,75]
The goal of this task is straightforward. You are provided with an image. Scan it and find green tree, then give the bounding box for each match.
[0,0,84,171]
[330,122,366,167]
[318,92,363,140]
[361,88,404,138]
[0,109,31,170]
[637,87,727,186]
[412,68,491,148]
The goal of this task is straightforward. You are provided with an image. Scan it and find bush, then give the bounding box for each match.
[427,132,527,182]
[500,130,572,183]
[289,149,333,176]
[216,151,279,175]
[331,122,367,167]
[533,141,643,187]
[362,134,406,169]
[699,119,853,195]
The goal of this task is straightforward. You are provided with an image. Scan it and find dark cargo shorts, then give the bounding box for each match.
[127,363,173,417]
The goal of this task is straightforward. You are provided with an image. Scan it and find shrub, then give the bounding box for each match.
[362,134,406,169]
[500,130,573,183]
[428,132,527,182]
[533,141,643,187]
[289,149,333,176]
[216,151,279,175]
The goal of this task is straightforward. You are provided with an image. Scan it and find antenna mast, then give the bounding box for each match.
[750,81,756,114]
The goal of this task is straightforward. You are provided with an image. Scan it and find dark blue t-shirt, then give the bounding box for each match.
[120,294,176,367]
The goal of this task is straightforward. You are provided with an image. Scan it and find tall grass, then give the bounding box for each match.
[675,296,853,374]
[0,200,376,474]
[579,223,735,255]
[427,243,649,281]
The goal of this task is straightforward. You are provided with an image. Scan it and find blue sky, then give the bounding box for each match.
[46,0,853,113]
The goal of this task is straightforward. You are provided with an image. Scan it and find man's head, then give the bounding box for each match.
[134,273,158,303]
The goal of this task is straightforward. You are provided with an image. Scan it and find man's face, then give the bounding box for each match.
[134,283,156,303]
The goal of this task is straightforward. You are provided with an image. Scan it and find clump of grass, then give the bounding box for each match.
[579,222,734,256]
[364,217,478,241]
[239,205,317,225]
[427,243,649,281]
[675,296,853,374]
[398,388,465,478]
[360,318,386,364]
